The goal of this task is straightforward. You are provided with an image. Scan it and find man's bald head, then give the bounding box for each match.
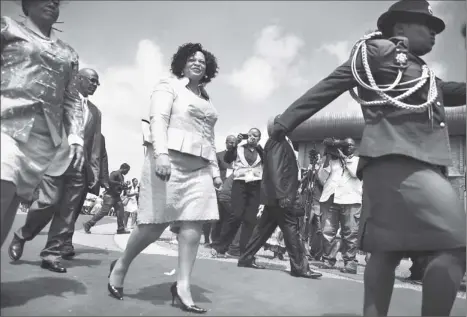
[225,135,237,151]
[79,68,98,77]
[78,68,100,97]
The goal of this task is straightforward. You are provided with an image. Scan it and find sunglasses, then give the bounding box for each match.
[81,76,100,86]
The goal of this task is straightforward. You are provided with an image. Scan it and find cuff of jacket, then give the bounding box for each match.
[211,165,221,179]
[68,134,84,147]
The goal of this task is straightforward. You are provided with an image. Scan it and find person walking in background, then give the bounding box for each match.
[237,124,321,279]
[108,43,222,314]
[1,0,84,246]
[211,128,263,257]
[203,135,238,246]
[83,163,131,235]
[123,178,139,230]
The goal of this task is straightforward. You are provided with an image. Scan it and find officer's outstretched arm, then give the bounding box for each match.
[438,80,466,107]
[276,41,381,133]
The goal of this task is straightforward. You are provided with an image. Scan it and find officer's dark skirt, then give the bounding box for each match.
[359,155,466,252]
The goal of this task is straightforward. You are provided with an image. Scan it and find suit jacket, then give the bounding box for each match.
[276,36,466,173]
[89,134,110,196]
[1,16,83,147]
[260,138,299,207]
[147,77,220,178]
[83,101,103,190]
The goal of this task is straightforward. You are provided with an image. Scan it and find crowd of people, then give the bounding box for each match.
[1,0,466,316]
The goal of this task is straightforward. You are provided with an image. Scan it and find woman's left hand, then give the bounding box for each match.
[213,177,223,189]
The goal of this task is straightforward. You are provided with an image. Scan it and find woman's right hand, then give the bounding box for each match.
[155,154,171,181]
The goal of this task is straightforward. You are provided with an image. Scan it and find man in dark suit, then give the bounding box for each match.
[237,128,322,279]
[8,68,105,273]
[62,134,110,256]
[270,1,466,315]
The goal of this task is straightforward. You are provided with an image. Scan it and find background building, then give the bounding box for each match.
[269,106,466,208]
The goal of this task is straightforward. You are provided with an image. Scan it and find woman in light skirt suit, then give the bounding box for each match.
[108,43,222,314]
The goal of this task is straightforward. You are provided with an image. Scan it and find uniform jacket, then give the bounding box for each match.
[1,16,83,147]
[260,138,299,207]
[276,37,466,173]
[148,77,220,178]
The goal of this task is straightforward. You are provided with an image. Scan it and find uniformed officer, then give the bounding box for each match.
[270,1,466,316]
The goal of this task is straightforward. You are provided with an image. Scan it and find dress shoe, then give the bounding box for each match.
[170,282,207,314]
[83,222,91,234]
[108,260,124,300]
[8,236,25,261]
[116,229,130,234]
[41,260,67,273]
[237,259,265,270]
[291,270,322,279]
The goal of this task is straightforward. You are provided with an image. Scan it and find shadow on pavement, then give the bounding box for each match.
[72,247,110,256]
[321,313,362,316]
[9,258,103,269]
[1,276,87,308]
[126,282,212,306]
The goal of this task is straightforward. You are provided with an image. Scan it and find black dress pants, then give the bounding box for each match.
[239,205,309,274]
[15,165,86,261]
[213,180,260,254]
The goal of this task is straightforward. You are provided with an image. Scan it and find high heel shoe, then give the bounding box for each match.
[170,282,207,314]
[108,260,123,300]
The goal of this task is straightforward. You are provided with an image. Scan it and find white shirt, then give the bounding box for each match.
[285,136,300,181]
[319,155,362,205]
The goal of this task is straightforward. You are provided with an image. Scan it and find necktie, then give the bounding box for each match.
[82,97,89,127]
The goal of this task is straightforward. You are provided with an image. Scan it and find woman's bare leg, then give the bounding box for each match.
[176,221,203,306]
[109,223,168,287]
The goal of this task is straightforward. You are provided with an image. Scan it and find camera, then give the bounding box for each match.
[239,133,249,140]
[323,137,348,158]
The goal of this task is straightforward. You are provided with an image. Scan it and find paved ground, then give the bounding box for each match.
[1,214,466,316]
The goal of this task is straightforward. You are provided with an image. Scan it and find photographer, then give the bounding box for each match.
[83,163,131,235]
[317,138,362,274]
[299,147,326,260]
[211,128,263,257]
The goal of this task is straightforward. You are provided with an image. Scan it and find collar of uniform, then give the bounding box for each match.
[24,17,58,42]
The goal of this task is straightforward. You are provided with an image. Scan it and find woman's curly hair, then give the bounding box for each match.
[170,43,219,85]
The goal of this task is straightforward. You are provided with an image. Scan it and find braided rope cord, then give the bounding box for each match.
[348,31,438,113]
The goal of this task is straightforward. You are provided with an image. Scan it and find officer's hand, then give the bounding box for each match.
[155,154,171,181]
[270,123,287,141]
